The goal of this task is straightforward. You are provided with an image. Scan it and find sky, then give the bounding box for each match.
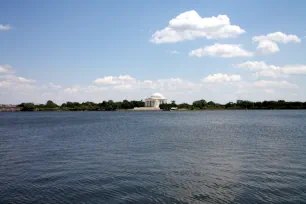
[1,0,306,104]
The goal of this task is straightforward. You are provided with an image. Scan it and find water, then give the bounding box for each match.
[0,111,306,204]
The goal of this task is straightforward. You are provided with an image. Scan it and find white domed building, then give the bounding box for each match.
[144,93,167,108]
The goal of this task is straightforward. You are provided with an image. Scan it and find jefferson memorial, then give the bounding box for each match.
[144,93,167,108]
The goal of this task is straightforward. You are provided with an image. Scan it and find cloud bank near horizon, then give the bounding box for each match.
[1,66,304,104]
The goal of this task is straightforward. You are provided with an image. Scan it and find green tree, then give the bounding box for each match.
[19,103,36,111]
[171,100,177,107]
[159,103,171,110]
[177,103,191,109]
[225,102,234,109]
[192,99,207,109]
[121,100,132,109]
[207,101,215,107]
[46,100,58,108]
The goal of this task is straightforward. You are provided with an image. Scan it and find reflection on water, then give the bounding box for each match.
[1,111,306,203]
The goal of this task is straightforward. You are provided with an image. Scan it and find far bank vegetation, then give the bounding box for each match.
[17,99,306,111]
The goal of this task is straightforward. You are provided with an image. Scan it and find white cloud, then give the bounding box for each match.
[1,73,305,104]
[202,73,241,83]
[189,44,253,58]
[93,75,199,94]
[282,65,306,75]
[0,65,15,74]
[93,76,117,85]
[151,10,245,44]
[83,85,108,93]
[237,61,306,78]
[113,84,133,90]
[17,77,36,83]
[0,64,36,86]
[237,61,277,71]
[47,83,62,89]
[143,80,153,84]
[253,32,301,44]
[254,80,298,89]
[0,81,11,88]
[168,50,180,54]
[254,70,281,78]
[253,32,301,54]
[117,75,135,81]
[63,86,108,94]
[93,75,136,85]
[237,61,282,78]
[256,40,280,54]
[0,24,11,31]
[0,75,36,87]
[64,87,78,93]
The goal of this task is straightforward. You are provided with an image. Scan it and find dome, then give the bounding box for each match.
[151,93,165,99]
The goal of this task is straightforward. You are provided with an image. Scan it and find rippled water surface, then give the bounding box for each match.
[1,111,306,204]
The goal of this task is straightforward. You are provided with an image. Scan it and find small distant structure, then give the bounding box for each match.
[134,93,167,111]
[144,93,167,108]
[170,107,177,111]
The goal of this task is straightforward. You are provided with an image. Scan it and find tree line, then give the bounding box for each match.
[173,99,306,110]
[17,99,306,111]
[18,100,145,111]
[175,99,306,110]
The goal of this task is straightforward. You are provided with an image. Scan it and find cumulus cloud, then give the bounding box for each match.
[253,70,281,78]
[202,73,241,83]
[63,86,109,94]
[93,75,136,85]
[237,61,306,78]
[256,40,280,54]
[17,77,36,83]
[151,10,245,44]
[252,32,301,54]
[254,80,299,89]
[237,61,282,78]
[0,24,11,31]
[0,75,36,83]
[64,87,78,93]
[0,65,15,74]
[94,76,117,85]
[253,32,301,44]
[189,44,253,58]
[0,64,37,94]
[282,65,306,75]
[237,61,277,71]
[93,75,199,94]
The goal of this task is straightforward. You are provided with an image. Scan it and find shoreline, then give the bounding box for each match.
[2,108,306,112]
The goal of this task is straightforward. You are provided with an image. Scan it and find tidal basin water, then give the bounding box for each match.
[1,111,306,204]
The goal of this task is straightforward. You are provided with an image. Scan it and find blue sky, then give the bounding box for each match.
[1,0,306,104]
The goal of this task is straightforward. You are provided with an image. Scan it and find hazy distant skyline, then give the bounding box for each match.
[1,0,306,104]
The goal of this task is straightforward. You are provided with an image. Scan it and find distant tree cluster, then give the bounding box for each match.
[160,99,306,110]
[159,100,177,111]
[224,100,306,110]
[17,99,306,111]
[18,100,144,111]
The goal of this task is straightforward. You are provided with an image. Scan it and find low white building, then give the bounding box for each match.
[144,93,167,108]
